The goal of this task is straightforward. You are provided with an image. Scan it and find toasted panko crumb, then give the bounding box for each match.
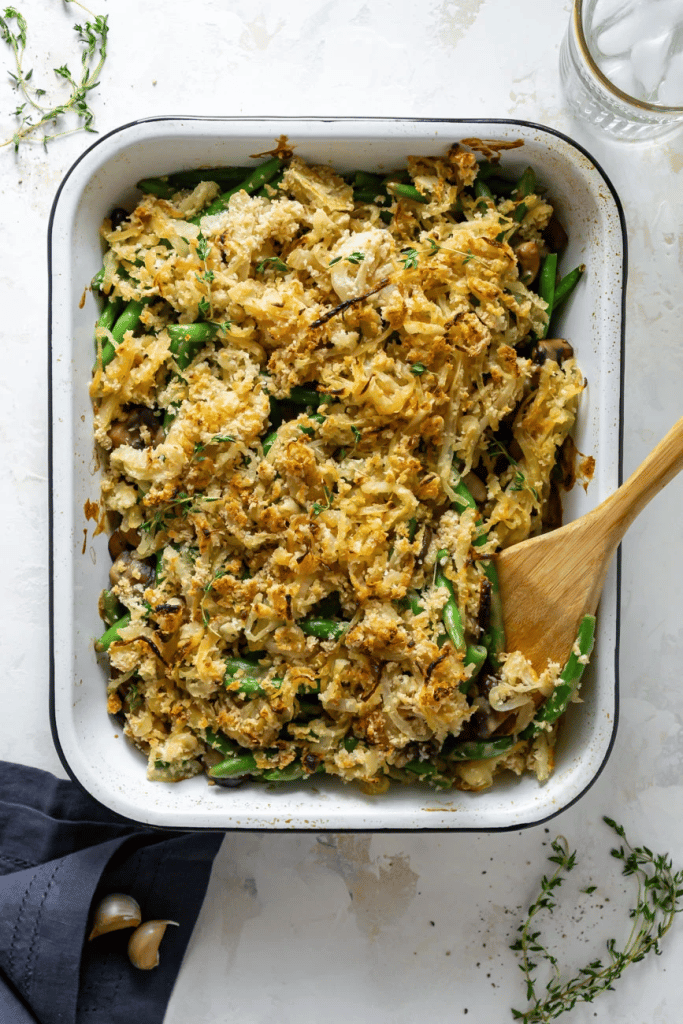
[93,143,587,791]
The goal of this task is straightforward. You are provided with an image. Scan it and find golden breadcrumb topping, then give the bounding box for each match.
[92,143,586,793]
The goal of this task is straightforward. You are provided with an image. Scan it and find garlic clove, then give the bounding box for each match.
[127,919,179,970]
[88,893,142,940]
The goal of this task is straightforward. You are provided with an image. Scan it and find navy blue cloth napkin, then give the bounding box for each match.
[0,761,223,1024]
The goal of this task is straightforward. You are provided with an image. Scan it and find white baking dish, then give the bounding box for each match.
[48,117,625,830]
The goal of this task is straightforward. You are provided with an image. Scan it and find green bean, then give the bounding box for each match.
[225,657,265,677]
[451,479,506,662]
[464,643,487,679]
[163,404,179,431]
[480,562,506,666]
[434,551,466,653]
[167,166,251,189]
[113,298,149,343]
[442,595,465,652]
[194,156,283,221]
[299,412,326,437]
[447,736,516,761]
[399,591,424,616]
[225,676,268,697]
[354,187,388,205]
[224,659,282,698]
[475,160,497,180]
[286,385,331,407]
[95,297,124,341]
[538,252,558,338]
[382,169,411,186]
[101,588,125,626]
[204,729,237,758]
[262,430,278,455]
[513,201,528,223]
[512,168,534,220]
[100,297,151,366]
[299,618,348,641]
[91,265,106,291]
[403,759,439,777]
[352,172,389,203]
[97,613,131,651]
[398,761,451,789]
[485,175,516,197]
[298,679,321,695]
[168,321,219,370]
[353,170,385,189]
[389,182,429,204]
[255,168,285,197]
[209,752,259,778]
[522,614,596,737]
[514,165,536,198]
[262,762,306,782]
[552,263,585,310]
[136,177,176,199]
[452,479,477,514]
[474,179,494,201]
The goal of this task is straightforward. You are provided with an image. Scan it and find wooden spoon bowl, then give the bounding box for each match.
[495,415,683,673]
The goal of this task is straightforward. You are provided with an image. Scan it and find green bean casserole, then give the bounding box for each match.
[91,139,592,794]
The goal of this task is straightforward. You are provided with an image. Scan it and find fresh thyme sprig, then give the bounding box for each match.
[311,484,333,516]
[140,491,218,537]
[0,2,108,151]
[488,438,539,501]
[256,255,288,273]
[511,817,683,1022]
[397,240,483,271]
[194,231,215,318]
[192,434,235,462]
[329,251,366,267]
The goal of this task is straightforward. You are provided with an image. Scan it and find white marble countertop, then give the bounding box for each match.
[1,0,682,1020]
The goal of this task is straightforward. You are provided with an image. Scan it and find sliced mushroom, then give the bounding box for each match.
[514,241,540,285]
[416,524,432,563]
[109,405,164,451]
[109,207,131,230]
[532,338,574,366]
[109,550,156,589]
[108,526,141,561]
[544,213,569,253]
[89,893,141,940]
[542,481,563,532]
[128,920,179,970]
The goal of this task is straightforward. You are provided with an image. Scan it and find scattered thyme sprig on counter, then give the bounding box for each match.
[0,1,108,151]
[510,817,683,1022]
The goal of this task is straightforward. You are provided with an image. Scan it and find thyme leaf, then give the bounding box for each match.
[511,818,683,1022]
[0,2,108,151]
[256,255,288,273]
[400,247,419,269]
[488,438,539,501]
[311,484,333,516]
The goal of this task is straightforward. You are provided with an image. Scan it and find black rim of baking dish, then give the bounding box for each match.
[47,116,627,833]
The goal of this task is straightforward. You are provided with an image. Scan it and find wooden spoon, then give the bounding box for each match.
[495,415,683,673]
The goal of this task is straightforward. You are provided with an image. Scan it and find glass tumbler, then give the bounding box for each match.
[559,0,683,141]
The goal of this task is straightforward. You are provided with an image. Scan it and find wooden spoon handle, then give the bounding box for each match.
[594,414,683,546]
